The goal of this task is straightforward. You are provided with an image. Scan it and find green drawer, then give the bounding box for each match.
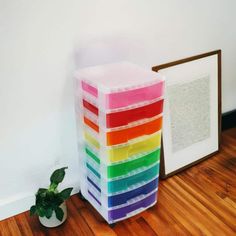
[85,147,160,179]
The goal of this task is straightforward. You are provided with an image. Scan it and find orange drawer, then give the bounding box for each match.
[107,116,162,145]
[84,115,162,146]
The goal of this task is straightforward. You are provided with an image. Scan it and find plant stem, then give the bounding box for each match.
[49,183,58,192]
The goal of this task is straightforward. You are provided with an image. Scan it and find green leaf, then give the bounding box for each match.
[45,207,53,219]
[46,190,56,200]
[55,207,64,221]
[36,191,47,205]
[59,188,73,200]
[50,167,68,185]
[30,205,37,216]
[52,195,64,207]
[37,188,47,194]
[37,206,46,217]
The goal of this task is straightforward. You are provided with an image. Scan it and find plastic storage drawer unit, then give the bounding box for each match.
[76,62,164,224]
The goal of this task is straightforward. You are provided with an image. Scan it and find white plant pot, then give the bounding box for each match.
[39,202,67,228]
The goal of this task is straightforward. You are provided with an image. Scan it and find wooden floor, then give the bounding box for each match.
[1,128,236,236]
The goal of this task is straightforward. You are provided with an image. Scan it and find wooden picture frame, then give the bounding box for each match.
[152,50,221,179]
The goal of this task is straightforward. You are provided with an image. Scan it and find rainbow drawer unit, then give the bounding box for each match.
[75,62,165,224]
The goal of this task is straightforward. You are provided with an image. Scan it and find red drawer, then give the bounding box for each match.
[82,98,164,128]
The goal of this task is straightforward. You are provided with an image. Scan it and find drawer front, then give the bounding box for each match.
[108,132,161,162]
[86,177,158,208]
[85,146,160,179]
[83,114,162,146]
[81,80,164,110]
[107,149,160,178]
[84,131,162,164]
[86,163,159,194]
[108,191,157,221]
[82,98,164,129]
[108,178,159,207]
[106,99,163,128]
[106,116,162,145]
[106,81,164,109]
[108,163,159,193]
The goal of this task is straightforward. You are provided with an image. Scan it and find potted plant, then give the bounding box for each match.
[30,167,73,227]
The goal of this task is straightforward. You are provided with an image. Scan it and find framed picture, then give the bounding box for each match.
[152,50,221,178]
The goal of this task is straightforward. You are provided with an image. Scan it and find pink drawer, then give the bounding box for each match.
[81,80,164,109]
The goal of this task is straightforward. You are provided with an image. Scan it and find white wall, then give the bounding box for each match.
[0,0,236,220]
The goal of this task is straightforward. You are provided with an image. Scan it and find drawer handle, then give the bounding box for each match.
[127,194,145,204]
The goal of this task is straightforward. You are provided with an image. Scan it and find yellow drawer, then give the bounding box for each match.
[84,131,161,163]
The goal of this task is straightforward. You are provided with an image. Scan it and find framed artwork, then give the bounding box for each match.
[152,50,221,178]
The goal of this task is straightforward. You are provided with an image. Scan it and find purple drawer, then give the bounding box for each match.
[108,191,157,221]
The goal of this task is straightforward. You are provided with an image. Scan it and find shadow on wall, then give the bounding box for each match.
[73,36,148,68]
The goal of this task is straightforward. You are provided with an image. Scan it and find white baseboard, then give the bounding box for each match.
[0,182,80,221]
